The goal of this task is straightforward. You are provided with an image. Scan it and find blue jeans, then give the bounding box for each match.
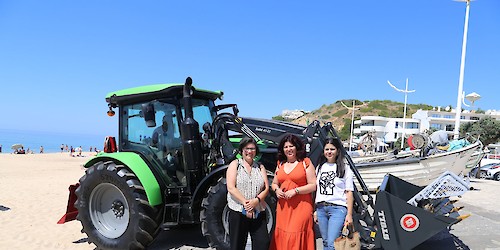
[316,204,347,250]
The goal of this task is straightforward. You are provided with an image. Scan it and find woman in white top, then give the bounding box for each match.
[226,137,270,250]
[313,137,354,250]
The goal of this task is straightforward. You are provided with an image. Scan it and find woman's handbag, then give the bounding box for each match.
[333,223,361,250]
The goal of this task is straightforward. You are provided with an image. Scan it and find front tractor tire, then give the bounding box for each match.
[200,178,277,250]
[75,161,159,250]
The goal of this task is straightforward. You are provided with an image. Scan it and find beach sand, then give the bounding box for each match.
[0,153,93,250]
[0,153,212,250]
[2,153,499,250]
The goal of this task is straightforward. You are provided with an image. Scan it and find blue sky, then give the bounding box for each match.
[1,0,499,136]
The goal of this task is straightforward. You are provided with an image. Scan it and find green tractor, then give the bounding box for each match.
[59,77,470,250]
[58,77,311,249]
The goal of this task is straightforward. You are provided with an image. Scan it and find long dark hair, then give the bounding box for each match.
[317,137,346,178]
[277,134,306,163]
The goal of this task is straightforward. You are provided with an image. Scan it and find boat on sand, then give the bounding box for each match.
[353,139,483,191]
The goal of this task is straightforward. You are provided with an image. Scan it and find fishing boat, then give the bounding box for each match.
[353,139,483,191]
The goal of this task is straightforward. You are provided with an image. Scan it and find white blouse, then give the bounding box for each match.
[227,159,266,212]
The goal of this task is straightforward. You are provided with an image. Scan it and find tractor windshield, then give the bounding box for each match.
[120,98,215,186]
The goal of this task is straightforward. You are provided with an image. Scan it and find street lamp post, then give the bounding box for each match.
[462,92,481,108]
[387,78,416,149]
[341,100,360,152]
[453,0,472,139]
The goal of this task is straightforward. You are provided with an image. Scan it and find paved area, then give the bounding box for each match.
[149,179,500,250]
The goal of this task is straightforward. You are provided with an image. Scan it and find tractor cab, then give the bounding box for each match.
[119,97,216,187]
[106,84,222,187]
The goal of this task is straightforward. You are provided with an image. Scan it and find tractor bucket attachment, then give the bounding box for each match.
[57,183,79,224]
[373,174,460,250]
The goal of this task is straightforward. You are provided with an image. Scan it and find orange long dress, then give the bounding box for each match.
[270,158,315,250]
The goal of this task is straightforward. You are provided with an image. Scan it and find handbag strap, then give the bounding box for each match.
[341,224,349,237]
[346,223,356,239]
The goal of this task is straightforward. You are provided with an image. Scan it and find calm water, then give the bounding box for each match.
[0,129,115,154]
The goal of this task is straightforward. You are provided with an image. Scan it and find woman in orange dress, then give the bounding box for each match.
[270,134,317,250]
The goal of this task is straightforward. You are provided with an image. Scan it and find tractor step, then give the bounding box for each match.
[162,187,195,226]
[162,202,181,226]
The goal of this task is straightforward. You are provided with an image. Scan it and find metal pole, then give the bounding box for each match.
[387,80,415,150]
[453,0,471,140]
[401,78,409,149]
[341,100,361,152]
[350,100,355,152]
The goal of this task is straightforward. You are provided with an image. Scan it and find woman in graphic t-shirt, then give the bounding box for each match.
[313,137,354,250]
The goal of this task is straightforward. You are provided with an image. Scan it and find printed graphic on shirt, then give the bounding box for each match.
[319,171,336,195]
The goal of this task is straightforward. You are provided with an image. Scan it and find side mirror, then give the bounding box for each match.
[142,103,156,127]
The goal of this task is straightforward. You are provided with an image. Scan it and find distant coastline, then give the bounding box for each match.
[0,128,113,154]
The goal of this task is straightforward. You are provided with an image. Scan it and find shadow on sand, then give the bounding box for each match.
[148,225,211,250]
[0,205,10,211]
[414,230,469,250]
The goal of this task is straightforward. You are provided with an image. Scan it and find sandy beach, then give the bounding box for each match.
[0,153,94,250]
[1,153,500,250]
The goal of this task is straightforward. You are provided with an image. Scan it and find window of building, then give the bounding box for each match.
[431,114,441,118]
[444,115,453,119]
[406,122,419,129]
[430,123,441,130]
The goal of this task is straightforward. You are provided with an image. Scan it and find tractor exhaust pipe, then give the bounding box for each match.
[183,77,195,120]
[181,77,203,193]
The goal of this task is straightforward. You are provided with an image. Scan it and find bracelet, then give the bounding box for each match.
[256,197,261,202]
[295,188,299,194]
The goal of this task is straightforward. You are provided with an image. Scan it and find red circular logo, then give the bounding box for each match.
[400,214,419,232]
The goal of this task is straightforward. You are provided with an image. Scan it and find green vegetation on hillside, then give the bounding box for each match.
[273,99,439,134]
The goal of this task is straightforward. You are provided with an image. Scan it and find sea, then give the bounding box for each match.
[0,128,116,154]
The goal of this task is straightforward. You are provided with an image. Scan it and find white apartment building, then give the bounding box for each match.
[280,109,309,120]
[353,108,500,149]
[413,108,500,134]
[353,116,420,148]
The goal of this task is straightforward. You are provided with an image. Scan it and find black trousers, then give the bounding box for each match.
[229,209,270,250]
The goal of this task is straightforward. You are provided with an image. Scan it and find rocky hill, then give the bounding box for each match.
[274,99,435,139]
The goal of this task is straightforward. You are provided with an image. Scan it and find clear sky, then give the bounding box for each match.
[1,0,499,136]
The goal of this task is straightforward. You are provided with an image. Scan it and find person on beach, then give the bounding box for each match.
[61,144,64,153]
[40,146,44,154]
[313,137,354,250]
[226,137,270,250]
[270,134,317,250]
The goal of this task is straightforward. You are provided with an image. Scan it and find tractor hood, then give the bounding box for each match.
[105,83,223,106]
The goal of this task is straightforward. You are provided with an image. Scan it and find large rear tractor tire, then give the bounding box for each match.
[200,177,277,250]
[75,161,159,250]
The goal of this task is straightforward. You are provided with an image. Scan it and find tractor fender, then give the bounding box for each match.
[83,152,162,206]
[191,165,229,211]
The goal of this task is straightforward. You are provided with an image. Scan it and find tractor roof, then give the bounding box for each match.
[105,83,223,106]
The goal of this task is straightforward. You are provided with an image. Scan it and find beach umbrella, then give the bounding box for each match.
[11,144,23,150]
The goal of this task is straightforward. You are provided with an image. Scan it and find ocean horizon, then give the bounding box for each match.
[0,128,116,154]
